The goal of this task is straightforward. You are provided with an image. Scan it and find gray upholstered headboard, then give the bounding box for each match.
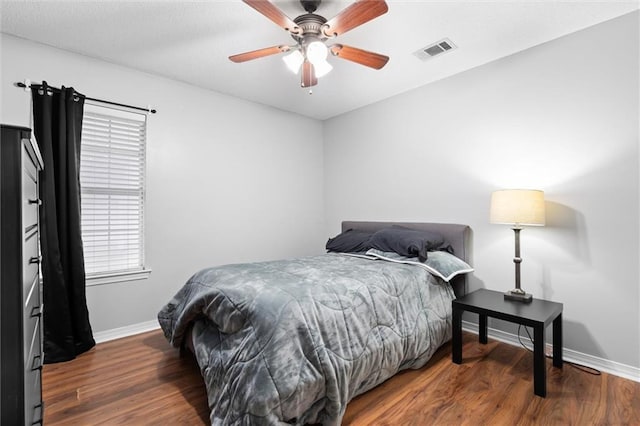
[341,221,472,298]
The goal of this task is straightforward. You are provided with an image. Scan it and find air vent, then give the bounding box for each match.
[414,38,457,61]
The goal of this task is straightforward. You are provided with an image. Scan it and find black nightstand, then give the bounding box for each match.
[452,289,563,397]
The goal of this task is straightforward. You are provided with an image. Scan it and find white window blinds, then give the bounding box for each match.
[80,104,147,277]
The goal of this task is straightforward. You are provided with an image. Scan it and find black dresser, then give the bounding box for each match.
[1,124,44,425]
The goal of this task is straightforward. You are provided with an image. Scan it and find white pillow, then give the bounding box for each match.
[365,249,474,282]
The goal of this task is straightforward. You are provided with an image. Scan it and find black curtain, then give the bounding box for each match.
[32,81,95,363]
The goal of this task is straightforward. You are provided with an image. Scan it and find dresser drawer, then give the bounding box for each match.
[23,230,40,292]
[24,273,41,335]
[22,203,39,235]
[22,167,39,232]
[24,315,43,426]
[24,309,41,363]
[24,362,43,426]
[22,142,38,179]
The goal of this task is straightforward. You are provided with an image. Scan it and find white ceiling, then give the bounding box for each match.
[1,1,638,120]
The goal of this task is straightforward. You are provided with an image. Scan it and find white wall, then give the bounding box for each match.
[2,11,638,371]
[0,34,325,333]
[324,12,639,369]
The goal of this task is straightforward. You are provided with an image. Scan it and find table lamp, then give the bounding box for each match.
[490,189,545,302]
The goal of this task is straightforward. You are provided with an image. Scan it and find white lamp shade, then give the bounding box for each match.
[490,189,546,226]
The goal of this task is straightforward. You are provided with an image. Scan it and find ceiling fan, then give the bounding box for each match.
[230,0,389,89]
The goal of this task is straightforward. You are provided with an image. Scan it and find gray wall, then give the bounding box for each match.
[1,11,638,371]
[324,12,639,369]
[0,34,326,333]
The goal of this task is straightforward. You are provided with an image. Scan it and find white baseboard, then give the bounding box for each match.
[93,320,160,344]
[92,319,639,383]
[462,320,640,383]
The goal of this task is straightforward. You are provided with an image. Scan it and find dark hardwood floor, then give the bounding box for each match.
[42,330,640,425]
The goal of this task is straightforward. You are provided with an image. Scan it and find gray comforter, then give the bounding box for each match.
[158,253,455,425]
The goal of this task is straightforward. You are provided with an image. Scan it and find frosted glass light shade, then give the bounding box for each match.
[306,41,328,63]
[313,59,333,78]
[283,50,304,74]
[306,41,332,77]
[490,189,545,226]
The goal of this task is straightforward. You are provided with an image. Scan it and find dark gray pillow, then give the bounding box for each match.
[369,226,449,262]
[326,229,373,253]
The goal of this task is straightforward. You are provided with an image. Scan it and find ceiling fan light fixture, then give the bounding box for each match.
[313,58,332,78]
[305,39,332,77]
[234,0,390,87]
[306,40,328,64]
[283,50,304,74]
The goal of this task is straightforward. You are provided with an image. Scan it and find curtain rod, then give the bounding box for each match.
[15,81,157,114]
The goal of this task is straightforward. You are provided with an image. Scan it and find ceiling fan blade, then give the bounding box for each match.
[323,0,388,38]
[229,45,290,63]
[301,61,317,88]
[330,44,389,69]
[243,0,301,35]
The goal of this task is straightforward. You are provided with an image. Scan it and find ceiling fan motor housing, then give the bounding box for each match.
[293,13,328,43]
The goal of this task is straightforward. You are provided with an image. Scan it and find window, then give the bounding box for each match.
[80,103,149,284]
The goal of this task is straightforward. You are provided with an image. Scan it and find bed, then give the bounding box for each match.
[158,221,472,425]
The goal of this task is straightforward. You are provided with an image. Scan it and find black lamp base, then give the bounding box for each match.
[504,290,533,303]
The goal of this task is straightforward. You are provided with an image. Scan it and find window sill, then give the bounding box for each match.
[86,269,152,287]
